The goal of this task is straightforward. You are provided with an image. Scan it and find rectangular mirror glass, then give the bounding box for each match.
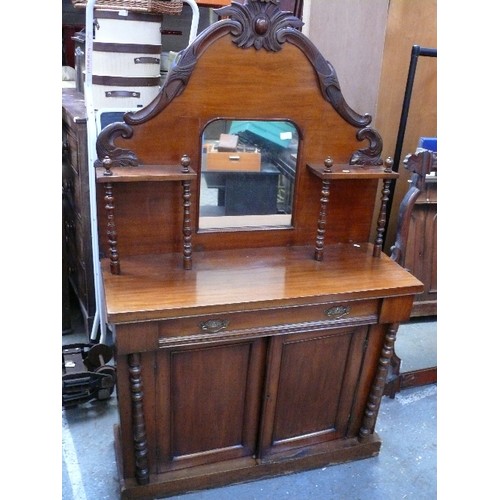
[199,119,299,230]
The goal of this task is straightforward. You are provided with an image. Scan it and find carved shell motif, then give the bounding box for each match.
[216,0,303,51]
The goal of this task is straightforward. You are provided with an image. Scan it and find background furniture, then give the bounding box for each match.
[384,148,437,397]
[62,196,73,334]
[92,2,422,497]
[396,150,437,317]
[62,89,95,335]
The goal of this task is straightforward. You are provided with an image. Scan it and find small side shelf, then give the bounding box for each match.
[308,157,398,261]
[307,163,398,180]
[96,164,197,183]
[97,155,196,274]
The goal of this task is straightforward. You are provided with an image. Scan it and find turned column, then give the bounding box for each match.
[103,156,120,274]
[181,154,193,270]
[358,322,399,441]
[314,156,333,261]
[128,353,149,485]
[373,157,394,257]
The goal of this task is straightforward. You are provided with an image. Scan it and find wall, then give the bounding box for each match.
[306,0,389,119]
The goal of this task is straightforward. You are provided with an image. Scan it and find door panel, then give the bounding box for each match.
[156,338,266,472]
[260,326,368,458]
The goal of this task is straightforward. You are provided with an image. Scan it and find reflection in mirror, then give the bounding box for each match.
[199,119,299,230]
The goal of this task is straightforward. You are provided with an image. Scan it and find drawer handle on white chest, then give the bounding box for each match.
[200,318,229,333]
[134,57,161,64]
[325,305,350,319]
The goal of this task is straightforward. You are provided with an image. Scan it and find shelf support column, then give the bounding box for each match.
[181,154,193,270]
[314,156,333,261]
[358,321,399,441]
[373,158,394,257]
[128,352,150,485]
[103,156,121,274]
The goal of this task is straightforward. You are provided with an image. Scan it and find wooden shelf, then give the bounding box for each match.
[307,163,399,180]
[95,164,197,183]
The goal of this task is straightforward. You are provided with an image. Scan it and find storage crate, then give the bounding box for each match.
[71,0,183,15]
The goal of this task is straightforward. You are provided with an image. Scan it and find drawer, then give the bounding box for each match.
[205,143,262,172]
[158,299,380,343]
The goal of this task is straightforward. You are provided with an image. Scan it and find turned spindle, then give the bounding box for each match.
[373,157,393,257]
[314,156,333,261]
[181,155,193,270]
[103,156,120,274]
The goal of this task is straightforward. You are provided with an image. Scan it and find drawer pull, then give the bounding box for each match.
[134,57,161,65]
[325,305,350,319]
[105,90,141,98]
[200,318,229,333]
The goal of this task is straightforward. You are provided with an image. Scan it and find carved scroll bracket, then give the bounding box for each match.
[350,128,383,166]
[94,121,139,168]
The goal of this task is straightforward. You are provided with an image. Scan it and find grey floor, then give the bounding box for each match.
[62,301,437,500]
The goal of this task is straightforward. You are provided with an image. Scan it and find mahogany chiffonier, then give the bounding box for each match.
[92,1,423,497]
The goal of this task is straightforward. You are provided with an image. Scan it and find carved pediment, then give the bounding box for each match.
[94,0,379,167]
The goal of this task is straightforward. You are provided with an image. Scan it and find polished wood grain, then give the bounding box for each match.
[102,243,422,323]
[307,163,398,180]
[95,9,382,257]
[95,164,197,183]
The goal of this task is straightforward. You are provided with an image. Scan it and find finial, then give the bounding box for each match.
[384,157,393,173]
[181,154,190,173]
[103,156,113,176]
[323,156,333,173]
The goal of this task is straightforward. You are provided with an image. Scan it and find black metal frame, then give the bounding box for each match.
[384,45,437,248]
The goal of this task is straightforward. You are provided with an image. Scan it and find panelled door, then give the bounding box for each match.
[259,326,370,460]
[155,337,267,472]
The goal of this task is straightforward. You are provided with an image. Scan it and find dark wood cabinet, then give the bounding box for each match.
[92,2,422,497]
[403,179,437,317]
[62,89,95,335]
[391,149,437,317]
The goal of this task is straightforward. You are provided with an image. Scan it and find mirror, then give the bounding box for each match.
[199,119,299,230]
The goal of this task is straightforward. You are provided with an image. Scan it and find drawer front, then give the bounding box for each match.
[158,299,379,345]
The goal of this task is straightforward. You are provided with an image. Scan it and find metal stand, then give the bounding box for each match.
[383,45,437,248]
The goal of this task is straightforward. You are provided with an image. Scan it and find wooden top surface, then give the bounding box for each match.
[62,88,87,123]
[101,244,423,323]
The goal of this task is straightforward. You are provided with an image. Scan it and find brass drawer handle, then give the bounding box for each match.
[200,318,229,333]
[325,305,350,319]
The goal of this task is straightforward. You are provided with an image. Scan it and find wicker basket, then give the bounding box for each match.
[71,0,184,15]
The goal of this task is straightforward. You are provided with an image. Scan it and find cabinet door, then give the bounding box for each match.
[155,337,266,472]
[259,326,369,460]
